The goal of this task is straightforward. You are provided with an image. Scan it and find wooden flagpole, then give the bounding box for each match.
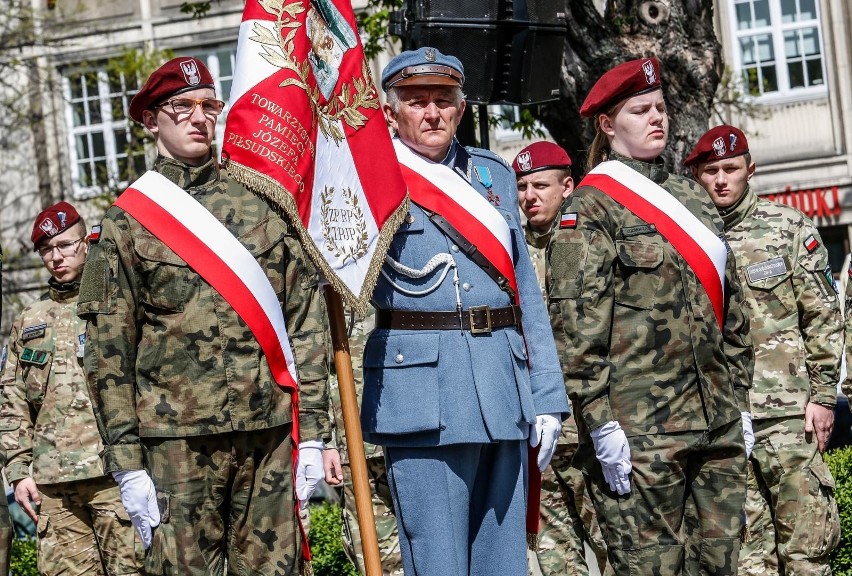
[324,286,382,576]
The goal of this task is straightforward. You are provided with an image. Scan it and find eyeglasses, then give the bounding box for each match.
[155,97,226,117]
[37,237,85,259]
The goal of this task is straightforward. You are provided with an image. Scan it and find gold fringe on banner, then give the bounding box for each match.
[223,159,409,317]
[527,531,539,552]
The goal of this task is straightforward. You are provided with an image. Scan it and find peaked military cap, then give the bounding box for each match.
[129,57,215,123]
[684,124,750,166]
[381,47,465,90]
[580,57,662,118]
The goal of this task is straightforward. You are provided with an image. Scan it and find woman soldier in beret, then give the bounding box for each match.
[545,58,754,576]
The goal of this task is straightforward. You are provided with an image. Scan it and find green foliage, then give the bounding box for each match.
[357,0,403,60]
[309,502,358,576]
[180,1,216,18]
[824,446,852,575]
[10,537,38,576]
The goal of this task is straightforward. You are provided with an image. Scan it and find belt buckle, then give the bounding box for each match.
[468,305,492,334]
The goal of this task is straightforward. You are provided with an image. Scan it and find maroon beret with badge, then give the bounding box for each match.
[31,201,81,247]
[683,124,749,167]
[580,57,662,118]
[512,142,572,175]
[128,57,215,123]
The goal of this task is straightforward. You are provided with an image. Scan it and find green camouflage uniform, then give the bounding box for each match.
[328,307,403,575]
[719,187,841,576]
[0,244,10,576]
[547,155,753,576]
[0,279,143,575]
[525,224,608,576]
[77,155,331,576]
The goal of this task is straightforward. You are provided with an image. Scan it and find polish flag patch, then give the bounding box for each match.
[89,224,101,242]
[560,212,578,229]
[804,235,819,253]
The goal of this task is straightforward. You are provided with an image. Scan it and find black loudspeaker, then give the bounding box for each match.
[390,0,567,105]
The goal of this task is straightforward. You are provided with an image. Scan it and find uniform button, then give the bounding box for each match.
[462,282,471,291]
[395,353,404,364]
[451,244,460,253]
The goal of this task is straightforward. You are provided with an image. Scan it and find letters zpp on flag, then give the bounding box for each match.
[223,0,408,314]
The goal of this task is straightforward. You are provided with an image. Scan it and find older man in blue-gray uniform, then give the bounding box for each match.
[360,47,569,576]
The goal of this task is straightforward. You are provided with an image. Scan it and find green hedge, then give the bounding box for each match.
[6,503,357,576]
[826,446,852,575]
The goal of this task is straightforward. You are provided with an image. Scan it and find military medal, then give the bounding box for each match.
[475,166,499,206]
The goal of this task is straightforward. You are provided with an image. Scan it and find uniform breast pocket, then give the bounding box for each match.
[136,232,190,312]
[614,240,663,310]
[744,257,795,319]
[240,216,291,295]
[362,332,441,435]
[19,348,53,405]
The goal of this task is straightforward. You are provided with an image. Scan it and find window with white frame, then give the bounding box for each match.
[63,46,237,197]
[730,0,826,99]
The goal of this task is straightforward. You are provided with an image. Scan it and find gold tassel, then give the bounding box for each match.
[224,160,410,318]
[300,558,314,576]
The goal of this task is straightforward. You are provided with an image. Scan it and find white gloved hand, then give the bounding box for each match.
[296,440,325,507]
[590,421,632,495]
[529,413,561,472]
[741,412,754,458]
[112,470,160,549]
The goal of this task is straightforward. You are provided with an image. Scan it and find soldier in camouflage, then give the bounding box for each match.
[0,202,143,575]
[327,307,403,575]
[512,142,609,576]
[547,58,754,576]
[0,243,13,575]
[76,57,332,575]
[687,124,842,576]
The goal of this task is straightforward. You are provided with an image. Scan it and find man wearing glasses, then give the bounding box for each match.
[77,57,332,574]
[0,202,144,575]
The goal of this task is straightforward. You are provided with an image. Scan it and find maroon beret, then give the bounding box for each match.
[31,201,81,247]
[129,57,215,123]
[580,57,662,118]
[512,142,572,175]
[684,124,749,166]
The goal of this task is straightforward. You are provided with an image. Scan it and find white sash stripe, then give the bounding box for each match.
[130,171,298,382]
[393,139,513,257]
[590,161,727,285]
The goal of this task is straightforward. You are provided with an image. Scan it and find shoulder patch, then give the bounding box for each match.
[746,257,788,283]
[824,265,839,294]
[1,345,6,373]
[804,234,819,253]
[89,224,102,243]
[20,347,50,367]
[560,212,578,229]
[21,323,47,342]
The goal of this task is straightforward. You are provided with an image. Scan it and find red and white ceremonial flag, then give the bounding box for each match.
[222,0,408,314]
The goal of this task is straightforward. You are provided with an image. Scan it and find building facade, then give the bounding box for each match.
[714,0,852,272]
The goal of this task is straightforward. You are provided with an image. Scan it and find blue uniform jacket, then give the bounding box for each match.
[361,140,569,447]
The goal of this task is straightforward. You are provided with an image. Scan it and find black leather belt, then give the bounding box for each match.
[375,305,522,334]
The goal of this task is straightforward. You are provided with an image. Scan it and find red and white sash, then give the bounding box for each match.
[393,139,519,302]
[581,160,727,327]
[114,170,301,435]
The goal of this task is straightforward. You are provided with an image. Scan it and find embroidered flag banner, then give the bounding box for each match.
[222,0,408,315]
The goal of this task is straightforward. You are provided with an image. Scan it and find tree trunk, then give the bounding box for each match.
[537,0,721,177]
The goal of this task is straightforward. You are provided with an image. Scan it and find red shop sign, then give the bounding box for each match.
[759,186,842,219]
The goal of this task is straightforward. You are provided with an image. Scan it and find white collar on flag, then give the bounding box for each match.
[392,138,512,256]
[590,160,727,286]
[128,170,298,382]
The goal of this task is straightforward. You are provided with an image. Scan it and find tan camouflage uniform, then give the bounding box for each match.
[719,187,841,576]
[328,307,403,575]
[525,224,608,576]
[77,155,330,576]
[547,154,753,576]
[0,279,143,575]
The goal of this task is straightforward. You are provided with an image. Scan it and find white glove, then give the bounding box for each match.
[529,413,561,472]
[590,421,632,495]
[741,412,754,458]
[296,440,325,507]
[112,470,160,549]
